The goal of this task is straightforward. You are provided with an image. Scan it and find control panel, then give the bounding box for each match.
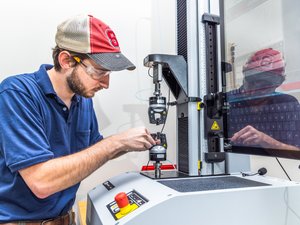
[106,190,148,220]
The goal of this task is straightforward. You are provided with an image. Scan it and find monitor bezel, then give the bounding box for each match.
[220,0,300,160]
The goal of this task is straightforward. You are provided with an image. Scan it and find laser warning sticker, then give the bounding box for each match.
[211,121,220,130]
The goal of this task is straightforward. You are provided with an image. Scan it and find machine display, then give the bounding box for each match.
[221,0,300,160]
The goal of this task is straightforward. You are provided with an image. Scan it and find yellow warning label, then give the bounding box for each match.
[211,121,220,130]
[116,203,138,219]
[198,160,201,170]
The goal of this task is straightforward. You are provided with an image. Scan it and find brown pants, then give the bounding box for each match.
[0,211,76,225]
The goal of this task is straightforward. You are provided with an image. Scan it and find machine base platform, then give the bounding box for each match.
[87,172,300,225]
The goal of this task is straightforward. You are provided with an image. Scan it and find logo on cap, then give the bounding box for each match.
[106,29,119,48]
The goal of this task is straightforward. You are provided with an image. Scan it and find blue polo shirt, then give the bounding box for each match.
[0,64,103,221]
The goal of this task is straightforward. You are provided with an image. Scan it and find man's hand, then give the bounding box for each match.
[231,125,300,151]
[19,126,156,199]
[231,125,278,148]
[106,127,156,159]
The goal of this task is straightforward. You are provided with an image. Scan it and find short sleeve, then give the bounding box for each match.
[0,89,53,173]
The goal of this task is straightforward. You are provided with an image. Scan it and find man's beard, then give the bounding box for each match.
[66,68,91,98]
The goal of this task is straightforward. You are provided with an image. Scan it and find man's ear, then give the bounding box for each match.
[58,51,74,69]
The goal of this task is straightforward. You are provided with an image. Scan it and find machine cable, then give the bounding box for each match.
[241,167,267,177]
[160,88,171,133]
[147,67,153,78]
[275,157,292,181]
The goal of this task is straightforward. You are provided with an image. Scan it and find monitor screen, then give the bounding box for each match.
[221,0,300,159]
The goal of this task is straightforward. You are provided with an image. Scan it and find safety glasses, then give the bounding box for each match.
[73,56,111,80]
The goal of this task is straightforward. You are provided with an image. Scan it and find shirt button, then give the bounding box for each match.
[63,107,67,111]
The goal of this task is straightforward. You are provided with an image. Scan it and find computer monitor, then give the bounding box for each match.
[224,85,300,159]
[221,0,300,160]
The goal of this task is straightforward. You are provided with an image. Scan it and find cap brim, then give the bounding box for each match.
[244,70,285,86]
[87,53,136,71]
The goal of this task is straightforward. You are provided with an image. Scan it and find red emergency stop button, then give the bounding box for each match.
[115,192,133,215]
[115,192,129,208]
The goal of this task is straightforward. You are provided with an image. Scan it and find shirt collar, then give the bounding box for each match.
[34,64,81,103]
[35,64,56,96]
[72,94,80,103]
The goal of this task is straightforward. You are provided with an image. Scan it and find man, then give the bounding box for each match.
[227,48,300,150]
[0,15,156,224]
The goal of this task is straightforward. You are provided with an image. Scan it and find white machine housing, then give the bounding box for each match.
[87,172,300,225]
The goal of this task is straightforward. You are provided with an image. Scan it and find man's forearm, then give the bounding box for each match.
[262,134,300,151]
[276,142,300,151]
[19,135,124,199]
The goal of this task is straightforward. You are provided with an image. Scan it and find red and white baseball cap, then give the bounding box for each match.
[55,15,136,71]
[242,48,285,86]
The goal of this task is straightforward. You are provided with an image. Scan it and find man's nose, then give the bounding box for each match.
[99,75,110,89]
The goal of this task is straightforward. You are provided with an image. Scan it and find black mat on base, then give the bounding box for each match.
[158,176,270,192]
